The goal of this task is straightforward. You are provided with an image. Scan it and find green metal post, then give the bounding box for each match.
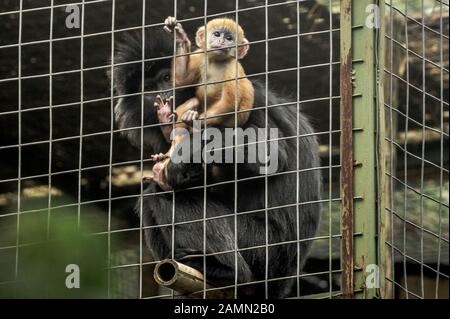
[340,0,381,299]
[376,1,393,299]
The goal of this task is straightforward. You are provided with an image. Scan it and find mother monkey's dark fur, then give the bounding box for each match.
[111,29,321,298]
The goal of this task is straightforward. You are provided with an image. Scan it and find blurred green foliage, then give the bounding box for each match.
[0,203,109,298]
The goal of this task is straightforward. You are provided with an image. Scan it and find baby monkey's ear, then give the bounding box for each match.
[238,38,249,59]
[195,26,206,49]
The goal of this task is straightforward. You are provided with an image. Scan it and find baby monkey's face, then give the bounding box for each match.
[207,28,237,57]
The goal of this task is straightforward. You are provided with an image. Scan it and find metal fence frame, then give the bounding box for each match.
[339,0,380,300]
[0,0,448,299]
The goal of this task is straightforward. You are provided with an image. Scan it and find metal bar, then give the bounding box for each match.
[435,0,445,300]
[328,0,335,300]
[419,0,426,299]
[402,0,410,299]
[14,0,24,280]
[340,0,382,299]
[340,0,354,299]
[264,0,269,300]
[139,0,147,299]
[351,0,379,299]
[296,0,301,298]
[46,0,54,241]
[377,0,393,299]
[234,0,242,299]
[202,0,208,300]
[108,0,115,298]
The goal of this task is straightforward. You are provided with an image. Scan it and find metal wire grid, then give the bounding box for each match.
[383,0,449,299]
[0,0,341,298]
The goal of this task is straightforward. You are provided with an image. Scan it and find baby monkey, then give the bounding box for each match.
[148,17,254,189]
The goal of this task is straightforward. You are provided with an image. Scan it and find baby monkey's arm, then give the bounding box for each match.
[164,16,200,86]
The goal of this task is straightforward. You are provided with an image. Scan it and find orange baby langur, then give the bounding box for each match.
[164,16,254,127]
[147,17,255,189]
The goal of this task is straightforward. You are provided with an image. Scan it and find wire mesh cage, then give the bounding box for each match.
[382,0,449,299]
[0,0,447,300]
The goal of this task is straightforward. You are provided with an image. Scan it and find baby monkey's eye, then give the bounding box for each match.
[213,31,220,37]
[226,35,233,41]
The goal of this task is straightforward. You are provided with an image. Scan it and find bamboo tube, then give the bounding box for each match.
[153,259,228,299]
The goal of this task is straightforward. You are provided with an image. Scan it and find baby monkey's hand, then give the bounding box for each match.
[164,16,190,46]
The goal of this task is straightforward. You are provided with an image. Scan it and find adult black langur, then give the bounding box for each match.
[110,29,321,298]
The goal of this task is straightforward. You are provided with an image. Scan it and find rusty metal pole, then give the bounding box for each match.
[340,0,380,300]
[340,0,354,299]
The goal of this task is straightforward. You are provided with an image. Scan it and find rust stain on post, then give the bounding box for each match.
[340,0,354,299]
